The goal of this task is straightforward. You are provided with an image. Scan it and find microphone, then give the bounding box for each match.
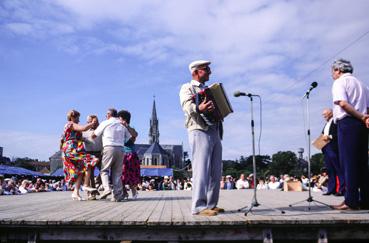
[234,91,258,97]
[234,91,248,97]
[302,82,318,98]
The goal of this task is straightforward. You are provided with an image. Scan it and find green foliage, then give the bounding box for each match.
[222,155,271,178]
[14,157,45,171]
[14,157,37,171]
[310,153,324,175]
[269,151,298,176]
[222,151,326,179]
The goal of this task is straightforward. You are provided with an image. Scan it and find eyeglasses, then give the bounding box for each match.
[197,66,211,72]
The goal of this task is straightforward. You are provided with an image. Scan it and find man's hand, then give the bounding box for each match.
[322,135,330,142]
[363,114,369,128]
[198,97,215,113]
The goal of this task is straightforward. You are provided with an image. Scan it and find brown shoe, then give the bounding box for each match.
[198,209,218,216]
[212,207,225,213]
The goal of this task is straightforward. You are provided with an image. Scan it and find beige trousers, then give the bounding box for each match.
[101,146,124,199]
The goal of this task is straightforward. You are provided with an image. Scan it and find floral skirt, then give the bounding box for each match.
[62,141,98,184]
[121,152,141,186]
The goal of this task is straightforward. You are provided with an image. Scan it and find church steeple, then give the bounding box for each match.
[149,96,160,144]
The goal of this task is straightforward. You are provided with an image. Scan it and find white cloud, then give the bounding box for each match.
[4,22,33,35]
[0,130,59,161]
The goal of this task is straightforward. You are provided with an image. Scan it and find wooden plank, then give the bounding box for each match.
[171,191,184,225]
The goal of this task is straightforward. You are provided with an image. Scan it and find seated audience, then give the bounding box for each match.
[267,175,281,190]
[236,173,250,189]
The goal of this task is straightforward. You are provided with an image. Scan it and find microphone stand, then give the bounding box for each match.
[238,94,285,216]
[288,91,331,210]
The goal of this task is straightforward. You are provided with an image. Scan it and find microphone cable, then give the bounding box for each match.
[301,98,308,152]
[256,95,263,155]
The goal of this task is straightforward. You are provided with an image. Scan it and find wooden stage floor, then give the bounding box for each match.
[1,189,369,242]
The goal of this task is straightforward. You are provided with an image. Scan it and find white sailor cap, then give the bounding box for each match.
[188,60,211,73]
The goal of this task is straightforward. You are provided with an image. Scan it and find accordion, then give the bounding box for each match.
[193,83,233,126]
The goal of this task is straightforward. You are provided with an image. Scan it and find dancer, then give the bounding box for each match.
[92,108,131,202]
[82,114,103,200]
[61,110,99,201]
[118,110,139,199]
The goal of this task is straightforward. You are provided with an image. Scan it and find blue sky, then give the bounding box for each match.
[1,0,369,161]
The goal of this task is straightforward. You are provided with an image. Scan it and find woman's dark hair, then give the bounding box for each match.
[118,110,131,124]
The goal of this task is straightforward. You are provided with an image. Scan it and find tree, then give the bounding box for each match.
[269,151,298,176]
[310,153,325,175]
[15,157,36,171]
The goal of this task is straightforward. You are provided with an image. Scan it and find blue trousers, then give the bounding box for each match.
[337,117,369,208]
[322,142,344,194]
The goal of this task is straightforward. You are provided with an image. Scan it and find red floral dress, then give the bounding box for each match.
[61,122,98,184]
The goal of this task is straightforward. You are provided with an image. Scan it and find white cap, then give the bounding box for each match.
[188,60,211,73]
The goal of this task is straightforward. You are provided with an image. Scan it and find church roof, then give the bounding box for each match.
[151,99,157,121]
[144,142,168,155]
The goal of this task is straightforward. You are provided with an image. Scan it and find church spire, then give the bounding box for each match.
[149,96,159,144]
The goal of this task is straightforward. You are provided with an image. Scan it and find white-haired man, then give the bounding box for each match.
[179,60,224,216]
[92,108,131,202]
[330,59,369,210]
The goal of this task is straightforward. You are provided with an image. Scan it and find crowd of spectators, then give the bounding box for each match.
[0,174,69,195]
[220,171,329,193]
[1,170,330,196]
[0,174,194,195]
[137,176,193,191]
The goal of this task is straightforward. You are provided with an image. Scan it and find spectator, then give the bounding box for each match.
[267,175,281,190]
[176,179,183,190]
[279,174,290,189]
[3,179,20,195]
[0,175,5,195]
[257,178,268,190]
[34,178,45,192]
[147,180,156,191]
[18,180,31,194]
[236,174,249,190]
[160,176,173,190]
[224,175,234,190]
[247,174,255,189]
[168,176,177,190]
[313,169,329,193]
[184,178,192,191]
[220,176,226,190]
[301,175,309,188]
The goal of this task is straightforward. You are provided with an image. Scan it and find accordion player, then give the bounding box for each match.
[192,83,233,126]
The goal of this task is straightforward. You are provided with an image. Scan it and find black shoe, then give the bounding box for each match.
[334,192,343,196]
[323,192,333,196]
